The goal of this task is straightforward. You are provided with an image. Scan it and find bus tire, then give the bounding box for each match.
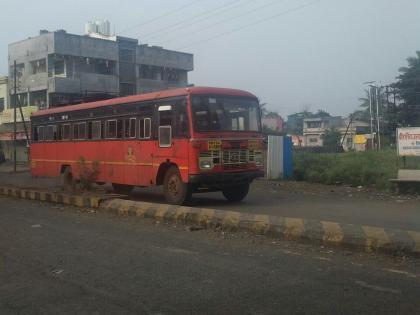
[163,166,191,205]
[62,166,75,192]
[112,183,134,195]
[222,183,250,203]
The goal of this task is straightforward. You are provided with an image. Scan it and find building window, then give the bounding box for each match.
[139,64,163,80]
[10,63,25,78]
[120,83,135,96]
[307,121,322,128]
[119,49,135,63]
[31,59,47,74]
[166,68,180,82]
[0,98,4,112]
[54,58,65,76]
[309,138,318,143]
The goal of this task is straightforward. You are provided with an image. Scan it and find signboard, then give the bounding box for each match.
[397,127,420,157]
[0,106,38,124]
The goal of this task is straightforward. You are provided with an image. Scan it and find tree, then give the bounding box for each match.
[394,51,420,126]
[315,109,331,118]
[322,128,341,149]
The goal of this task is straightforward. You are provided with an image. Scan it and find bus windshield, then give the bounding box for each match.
[191,95,261,132]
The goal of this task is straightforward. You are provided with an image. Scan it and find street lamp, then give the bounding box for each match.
[363,81,375,149]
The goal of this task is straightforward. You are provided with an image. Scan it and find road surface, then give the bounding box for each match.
[1,196,419,314]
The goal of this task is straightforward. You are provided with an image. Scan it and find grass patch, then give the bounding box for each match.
[293,149,400,190]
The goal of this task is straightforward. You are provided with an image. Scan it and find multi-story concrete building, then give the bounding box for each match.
[0,76,8,112]
[0,24,193,161]
[8,28,194,109]
[303,116,342,147]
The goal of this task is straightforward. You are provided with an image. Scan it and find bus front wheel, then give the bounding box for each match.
[222,183,250,202]
[163,166,191,205]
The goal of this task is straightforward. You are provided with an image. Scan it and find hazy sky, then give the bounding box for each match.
[1,0,419,117]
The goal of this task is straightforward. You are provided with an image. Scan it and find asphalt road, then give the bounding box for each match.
[1,196,420,314]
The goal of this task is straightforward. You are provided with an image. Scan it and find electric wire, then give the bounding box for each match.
[156,0,285,45]
[176,0,320,50]
[136,0,246,40]
[117,0,202,35]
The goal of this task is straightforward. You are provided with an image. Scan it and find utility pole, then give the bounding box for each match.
[13,60,17,172]
[368,87,375,150]
[376,86,381,150]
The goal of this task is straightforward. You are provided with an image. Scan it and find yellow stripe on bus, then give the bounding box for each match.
[31,159,188,169]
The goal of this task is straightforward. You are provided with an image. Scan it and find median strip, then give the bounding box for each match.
[1,185,420,257]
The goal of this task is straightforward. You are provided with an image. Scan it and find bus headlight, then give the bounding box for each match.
[199,157,214,170]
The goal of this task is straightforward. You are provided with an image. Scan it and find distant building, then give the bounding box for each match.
[262,116,284,133]
[302,116,370,150]
[7,26,193,109]
[0,22,194,161]
[303,116,342,147]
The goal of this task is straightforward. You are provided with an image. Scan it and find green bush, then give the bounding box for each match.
[77,157,100,191]
[293,149,398,189]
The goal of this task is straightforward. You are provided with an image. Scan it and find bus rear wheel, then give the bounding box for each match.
[112,183,134,195]
[222,183,250,202]
[163,166,191,205]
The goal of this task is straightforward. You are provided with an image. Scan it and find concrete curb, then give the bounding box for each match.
[0,186,104,208]
[101,198,420,257]
[2,185,420,257]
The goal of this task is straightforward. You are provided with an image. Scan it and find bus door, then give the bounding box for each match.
[137,116,153,186]
[154,102,189,183]
[152,104,176,181]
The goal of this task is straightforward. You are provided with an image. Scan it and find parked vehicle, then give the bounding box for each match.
[30,86,264,204]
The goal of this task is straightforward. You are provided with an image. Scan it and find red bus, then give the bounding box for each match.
[30,87,264,205]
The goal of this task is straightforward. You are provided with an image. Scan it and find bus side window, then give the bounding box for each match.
[78,122,86,140]
[117,119,123,139]
[33,127,39,142]
[144,118,151,139]
[46,125,56,141]
[73,124,79,140]
[62,124,71,140]
[37,126,45,141]
[91,121,101,140]
[106,120,117,139]
[124,117,136,139]
[56,124,61,140]
[139,118,151,139]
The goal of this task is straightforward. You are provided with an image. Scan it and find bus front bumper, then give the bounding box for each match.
[188,170,264,188]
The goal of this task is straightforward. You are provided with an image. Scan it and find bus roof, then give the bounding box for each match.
[32,86,258,117]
